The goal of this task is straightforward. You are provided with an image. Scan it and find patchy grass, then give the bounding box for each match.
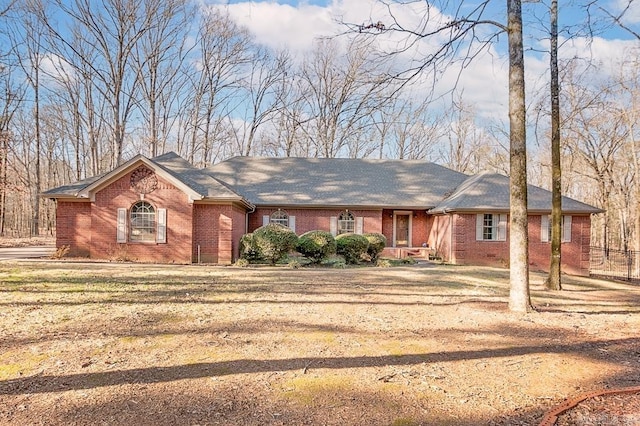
[0,261,639,425]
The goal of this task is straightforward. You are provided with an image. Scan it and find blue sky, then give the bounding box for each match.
[208,0,639,122]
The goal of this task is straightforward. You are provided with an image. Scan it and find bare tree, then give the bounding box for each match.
[297,37,395,158]
[134,0,193,158]
[183,8,251,166]
[546,0,562,291]
[10,0,50,236]
[507,0,533,312]
[346,0,532,311]
[234,48,290,156]
[44,0,156,167]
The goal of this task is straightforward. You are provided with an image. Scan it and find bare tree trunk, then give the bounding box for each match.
[546,0,562,290]
[507,0,533,312]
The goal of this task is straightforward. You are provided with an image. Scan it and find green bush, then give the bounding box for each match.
[363,233,387,262]
[252,223,298,265]
[239,233,262,262]
[335,233,369,264]
[296,230,337,263]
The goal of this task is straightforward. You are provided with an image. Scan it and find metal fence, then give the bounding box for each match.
[589,246,640,282]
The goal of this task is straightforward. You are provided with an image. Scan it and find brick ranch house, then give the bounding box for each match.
[44,152,602,275]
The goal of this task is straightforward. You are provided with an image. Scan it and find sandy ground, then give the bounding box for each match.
[1,261,639,425]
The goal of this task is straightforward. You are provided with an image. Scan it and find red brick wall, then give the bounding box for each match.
[231,204,247,261]
[192,204,219,263]
[447,213,592,275]
[381,209,431,247]
[91,171,193,263]
[412,210,431,247]
[529,214,591,275]
[56,201,92,257]
[428,215,452,260]
[247,208,433,249]
[249,208,383,236]
[192,203,246,264]
[381,209,394,244]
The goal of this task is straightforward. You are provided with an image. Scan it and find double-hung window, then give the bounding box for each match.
[541,215,572,243]
[475,213,507,241]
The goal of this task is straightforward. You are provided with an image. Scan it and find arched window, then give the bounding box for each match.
[130,201,156,242]
[270,210,289,227]
[338,211,355,234]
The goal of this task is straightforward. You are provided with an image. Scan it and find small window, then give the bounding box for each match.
[270,210,289,227]
[130,201,156,242]
[476,213,507,241]
[338,211,355,234]
[541,215,572,243]
[483,214,494,240]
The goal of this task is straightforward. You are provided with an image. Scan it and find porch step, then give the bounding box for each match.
[382,247,435,260]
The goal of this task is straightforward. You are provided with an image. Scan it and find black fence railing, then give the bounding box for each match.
[589,246,640,282]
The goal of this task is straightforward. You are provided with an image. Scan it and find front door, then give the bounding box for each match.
[395,214,410,247]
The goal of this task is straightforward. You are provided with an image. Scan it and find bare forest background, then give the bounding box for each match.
[0,0,638,253]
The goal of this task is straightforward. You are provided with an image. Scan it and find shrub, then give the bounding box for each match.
[296,230,336,263]
[363,233,387,262]
[252,223,298,265]
[233,258,250,267]
[376,258,392,268]
[239,233,262,262]
[335,233,369,264]
[50,245,70,259]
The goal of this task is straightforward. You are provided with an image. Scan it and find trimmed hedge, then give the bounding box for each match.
[363,233,387,262]
[335,233,369,264]
[252,223,298,264]
[296,230,337,264]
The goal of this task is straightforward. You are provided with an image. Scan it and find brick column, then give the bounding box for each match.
[218,214,233,264]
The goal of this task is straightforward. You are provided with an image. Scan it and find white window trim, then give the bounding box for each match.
[338,211,355,235]
[475,213,507,241]
[117,204,167,244]
[265,210,296,232]
[541,214,572,243]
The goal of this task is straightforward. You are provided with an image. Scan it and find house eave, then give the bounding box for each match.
[430,207,604,215]
[78,156,204,203]
[197,197,255,210]
[252,203,434,211]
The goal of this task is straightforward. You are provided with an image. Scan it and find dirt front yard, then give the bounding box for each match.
[0,261,639,425]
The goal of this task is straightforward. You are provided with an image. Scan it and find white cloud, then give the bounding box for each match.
[612,0,640,24]
[40,53,76,87]
[211,1,637,125]
[219,1,337,52]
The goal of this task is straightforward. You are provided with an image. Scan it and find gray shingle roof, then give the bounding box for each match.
[152,152,243,200]
[208,156,470,208]
[429,172,603,214]
[42,174,104,197]
[43,152,602,214]
[42,152,246,203]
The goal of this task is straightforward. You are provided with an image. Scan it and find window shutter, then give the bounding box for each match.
[262,215,270,226]
[497,214,507,241]
[562,215,572,242]
[330,216,337,236]
[476,214,484,241]
[541,215,550,243]
[157,208,167,243]
[355,217,364,234]
[289,216,296,233]
[116,208,127,243]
